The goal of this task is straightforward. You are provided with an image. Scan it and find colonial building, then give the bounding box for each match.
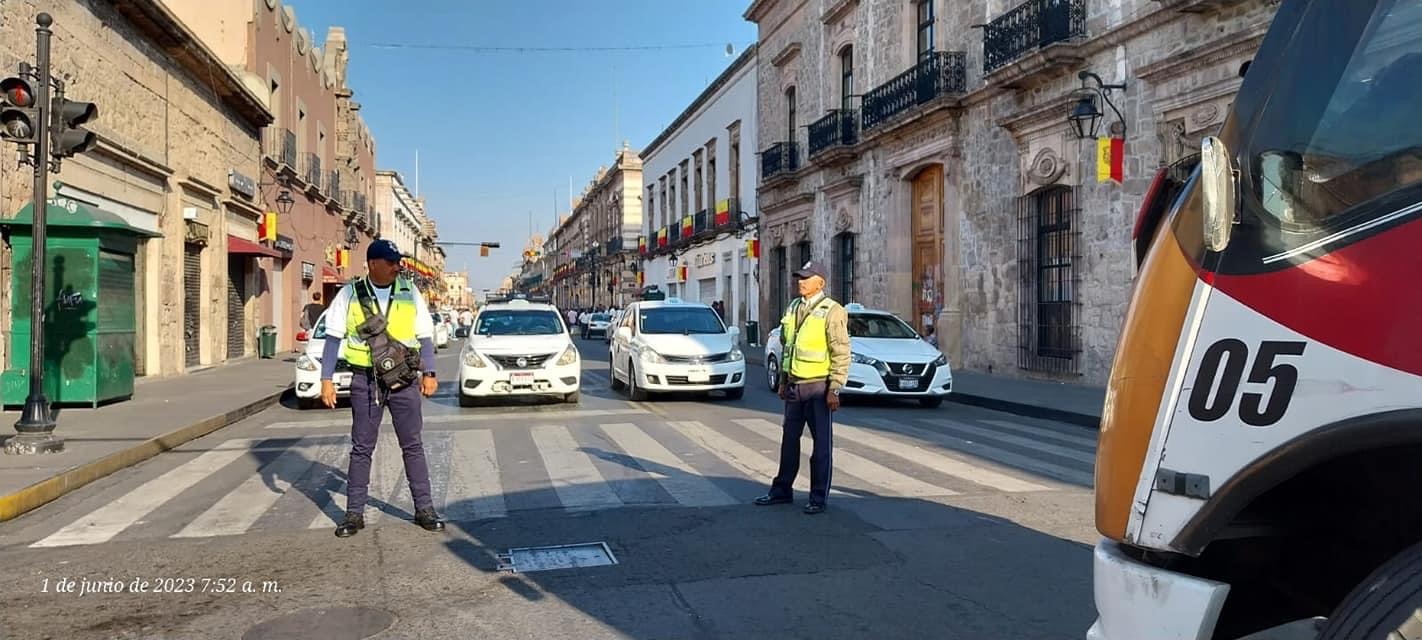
[549,146,643,310]
[169,0,380,354]
[374,170,425,261]
[0,0,271,377]
[745,0,1275,385]
[640,45,761,338]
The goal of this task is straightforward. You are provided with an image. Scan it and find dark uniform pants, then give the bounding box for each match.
[345,371,433,514]
[770,380,833,504]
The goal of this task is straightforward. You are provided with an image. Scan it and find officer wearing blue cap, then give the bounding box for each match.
[319,239,445,537]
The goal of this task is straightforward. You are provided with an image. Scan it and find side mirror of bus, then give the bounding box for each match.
[1201,136,1236,253]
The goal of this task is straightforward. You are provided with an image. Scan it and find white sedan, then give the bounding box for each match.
[432,312,451,349]
[458,299,580,406]
[764,304,952,408]
[609,299,745,400]
[293,311,353,410]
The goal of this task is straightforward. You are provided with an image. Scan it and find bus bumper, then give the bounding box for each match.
[1087,539,1230,640]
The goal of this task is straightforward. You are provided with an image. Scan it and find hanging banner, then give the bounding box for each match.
[638,236,647,255]
[714,199,731,226]
[1097,137,1124,184]
[746,238,760,259]
[258,212,278,242]
[681,215,693,236]
[657,228,668,247]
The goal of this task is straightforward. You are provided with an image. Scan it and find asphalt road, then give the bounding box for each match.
[0,337,1100,639]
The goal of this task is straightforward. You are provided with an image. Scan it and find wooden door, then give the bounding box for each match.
[911,167,943,333]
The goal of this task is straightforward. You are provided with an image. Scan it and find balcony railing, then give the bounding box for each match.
[302,153,322,188]
[694,210,709,234]
[983,0,1086,74]
[760,141,800,181]
[281,129,297,168]
[328,170,341,198]
[808,109,860,158]
[861,51,967,131]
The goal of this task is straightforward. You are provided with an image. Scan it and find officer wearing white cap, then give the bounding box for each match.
[754,261,851,514]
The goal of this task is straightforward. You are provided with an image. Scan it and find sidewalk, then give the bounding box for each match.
[946,370,1104,428]
[0,357,293,522]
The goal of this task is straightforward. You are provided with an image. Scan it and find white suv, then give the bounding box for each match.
[609,299,745,400]
[458,299,580,406]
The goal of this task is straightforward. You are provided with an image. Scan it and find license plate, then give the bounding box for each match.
[687,369,711,383]
[334,372,353,387]
[510,372,535,386]
[897,378,919,390]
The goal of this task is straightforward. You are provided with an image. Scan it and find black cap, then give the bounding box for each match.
[367,239,403,264]
[792,261,827,280]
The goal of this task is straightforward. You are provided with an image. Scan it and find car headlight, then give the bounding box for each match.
[296,354,319,372]
[640,348,667,364]
[851,353,882,367]
[932,354,948,367]
[557,345,579,366]
[727,349,744,362]
[463,350,486,368]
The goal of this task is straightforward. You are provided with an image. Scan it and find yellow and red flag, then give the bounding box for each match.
[746,238,760,259]
[715,199,731,227]
[1097,137,1124,184]
[681,215,693,236]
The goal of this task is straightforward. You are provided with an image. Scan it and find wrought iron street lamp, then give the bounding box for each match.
[275,188,296,216]
[1068,70,1127,140]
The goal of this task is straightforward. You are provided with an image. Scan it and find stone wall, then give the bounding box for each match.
[1,0,267,376]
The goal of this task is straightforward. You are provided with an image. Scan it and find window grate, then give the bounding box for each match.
[835,232,855,303]
[1017,187,1081,374]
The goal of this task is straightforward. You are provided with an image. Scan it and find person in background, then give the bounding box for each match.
[300,292,324,334]
[923,324,938,349]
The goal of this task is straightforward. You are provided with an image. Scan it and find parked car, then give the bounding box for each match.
[764,303,952,408]
[582,313,612,340]
[604,309,624,346]
[293,310,352,410]
[458,298,580,406]
[432,313,451,349]
[609,299,745,400]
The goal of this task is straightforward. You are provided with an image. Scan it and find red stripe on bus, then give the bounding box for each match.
[1212,217,1422,377]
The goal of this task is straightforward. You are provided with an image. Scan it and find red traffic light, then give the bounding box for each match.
[1,77,35,108]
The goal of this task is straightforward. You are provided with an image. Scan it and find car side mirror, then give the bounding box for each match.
[616,326,633,342]
[728,326,741,338]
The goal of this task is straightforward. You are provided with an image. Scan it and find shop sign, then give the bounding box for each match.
[301,262,316,280]
[694,252,716,268]
[274,234,295,255]
[228,170,256,199]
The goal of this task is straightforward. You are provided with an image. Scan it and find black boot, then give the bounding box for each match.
[334,512,365,538]
[413,508,445,532]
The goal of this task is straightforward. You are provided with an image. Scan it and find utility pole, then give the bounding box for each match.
[1,13,100,455]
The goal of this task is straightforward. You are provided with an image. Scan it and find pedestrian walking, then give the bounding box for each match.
[754,261,850,515]
[319,239,445,538]
[300,292,324,333]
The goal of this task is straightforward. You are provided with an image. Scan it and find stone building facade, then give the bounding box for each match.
[745,0,1276,385]
[168,0,381,353]
[640,45,761,337]
[0,0,272,377]
[549,146,643,310]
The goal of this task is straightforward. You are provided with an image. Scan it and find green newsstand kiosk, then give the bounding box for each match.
[2,197,158,407]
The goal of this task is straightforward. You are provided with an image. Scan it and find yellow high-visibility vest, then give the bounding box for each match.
[341,276,419,367]
[780,297,837,379]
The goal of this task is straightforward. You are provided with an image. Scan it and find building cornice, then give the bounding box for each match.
[112,0,274,128]
[820,0,858,25]
[743,0,775,22]
[1136,21,1269,82]
[771,41,802,67]
[641,44,758,159]
[91,135,174,180]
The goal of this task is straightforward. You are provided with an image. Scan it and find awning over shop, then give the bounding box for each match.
[227,235,283,258]
[4,198,161,237]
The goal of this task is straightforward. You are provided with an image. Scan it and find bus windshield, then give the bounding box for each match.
[1244,0,1422,232]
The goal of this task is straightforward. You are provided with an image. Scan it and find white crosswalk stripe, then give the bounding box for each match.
[174,437,328,539]
[33,445,251,548]
[444,429,507,520]
[733,419,956,498]
[599,423,737,507]
[529,424,623,510]
[24,410,1092,548]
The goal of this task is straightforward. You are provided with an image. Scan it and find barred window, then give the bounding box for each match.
[795,241,811,268]
[1017,186,1080,374]
[835,232,855,303]
[773,246,789,316]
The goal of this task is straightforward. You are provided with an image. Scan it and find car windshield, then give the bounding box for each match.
[476,310,564,336]
[848,313,918,339]
[312,316,327,340]
[591,314,610,322]
[639,307,725,335]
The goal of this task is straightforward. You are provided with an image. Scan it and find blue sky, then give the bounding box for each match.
[293,1,758,294]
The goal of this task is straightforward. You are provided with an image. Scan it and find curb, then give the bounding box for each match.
[945,392,1101,429]
[0,387,289,523]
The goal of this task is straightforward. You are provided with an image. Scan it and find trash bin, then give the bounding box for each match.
[1,197,159,407]
[745,320,760,347]
[258,325,278,359]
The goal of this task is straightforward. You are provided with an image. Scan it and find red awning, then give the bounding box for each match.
[227,235,283,258]
[322,265,342,284]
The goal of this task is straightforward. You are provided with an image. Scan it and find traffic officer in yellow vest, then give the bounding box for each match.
[755,261,851,514]
[319,239,445,537]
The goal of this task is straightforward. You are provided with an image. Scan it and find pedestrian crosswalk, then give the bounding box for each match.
[20,411,1097,549]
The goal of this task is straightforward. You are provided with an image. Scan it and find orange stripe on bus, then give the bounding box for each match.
[1096,230,1201,540]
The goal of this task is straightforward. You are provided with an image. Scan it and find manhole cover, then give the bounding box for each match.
[497,541,619,573]
[243,606,395,640]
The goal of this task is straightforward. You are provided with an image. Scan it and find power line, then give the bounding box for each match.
[365,41,731,54]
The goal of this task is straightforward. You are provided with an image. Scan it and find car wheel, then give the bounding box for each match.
[564,390,580,404]
[766,358,780,392]
[628,363,649,401]
[919,396,944,409]
[458,393,479,408]
[609,367,626,391]
[724,386,744,400]
[1319,540,1422,640]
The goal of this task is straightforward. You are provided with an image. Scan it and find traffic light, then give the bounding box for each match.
[50,95,97,157]
[0,75,39,144]
[480,245,489,257]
